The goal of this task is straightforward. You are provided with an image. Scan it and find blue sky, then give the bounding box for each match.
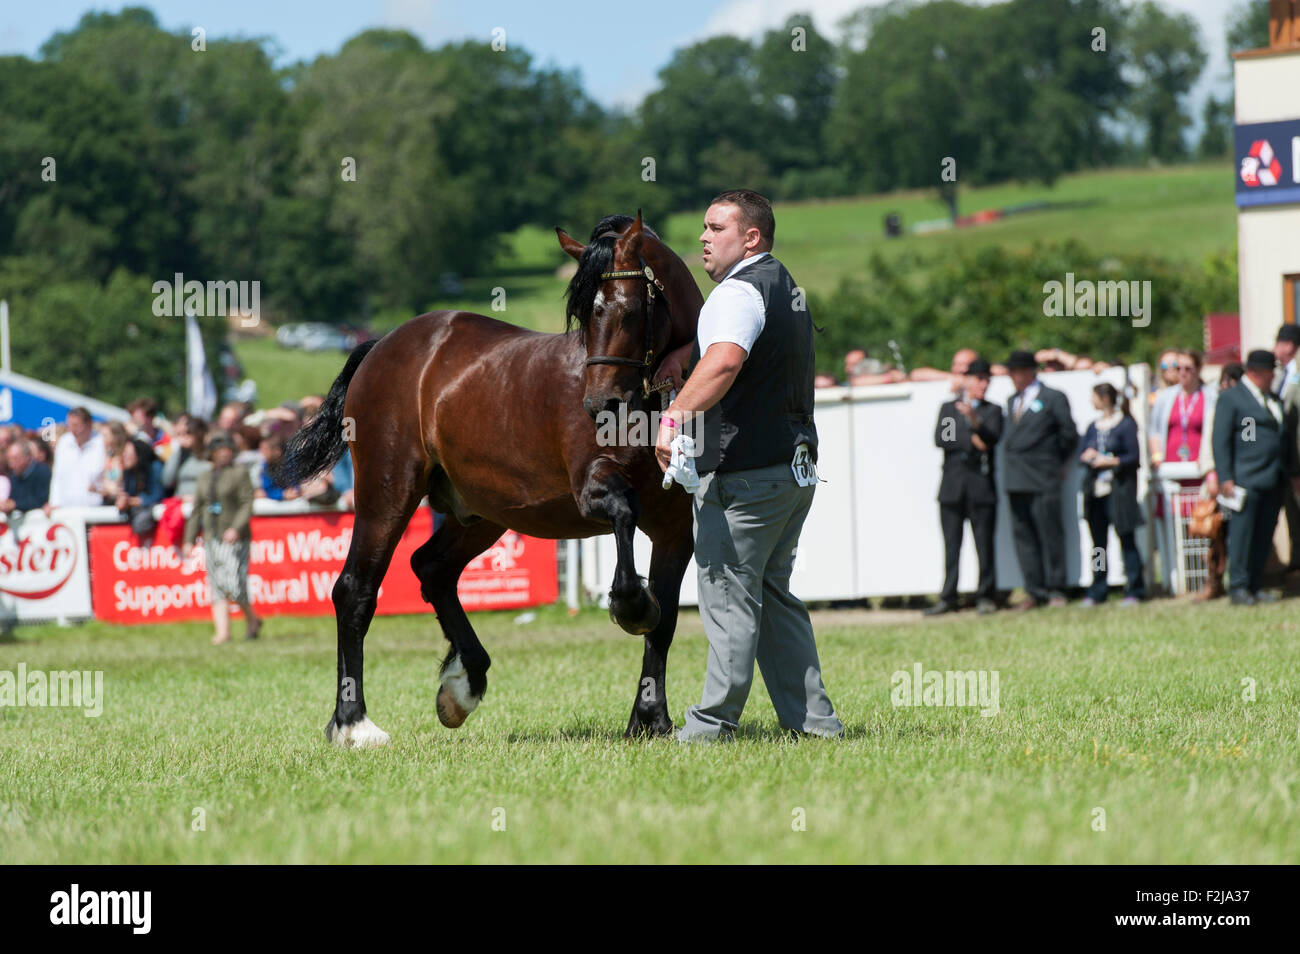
[0,0,1241,112]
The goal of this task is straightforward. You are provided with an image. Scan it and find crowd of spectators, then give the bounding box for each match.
[918,332,1300,610]
[7,336,1295,614]
[0,394,354,540]
[815,346,1114,390]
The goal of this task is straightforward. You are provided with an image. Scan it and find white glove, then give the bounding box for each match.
[662,434,699,492]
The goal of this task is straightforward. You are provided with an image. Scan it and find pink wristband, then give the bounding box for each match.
[661,415,678,429]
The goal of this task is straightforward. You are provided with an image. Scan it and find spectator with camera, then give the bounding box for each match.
[926,356,1002,616]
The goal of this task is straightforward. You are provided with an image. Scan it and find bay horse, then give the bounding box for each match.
[281,213,703,747]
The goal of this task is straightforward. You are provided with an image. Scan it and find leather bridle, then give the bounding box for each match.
[583,239,674,398]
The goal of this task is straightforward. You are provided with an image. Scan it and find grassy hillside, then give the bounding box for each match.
[238,162,1237,406]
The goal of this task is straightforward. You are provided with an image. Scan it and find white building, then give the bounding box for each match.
[1234,2,1300,348]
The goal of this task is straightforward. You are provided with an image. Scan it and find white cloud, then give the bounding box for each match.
[382,0,462,48]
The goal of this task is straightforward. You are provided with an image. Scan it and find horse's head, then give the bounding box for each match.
[557,211,680,421]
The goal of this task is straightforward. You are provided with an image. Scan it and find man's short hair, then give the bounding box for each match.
[127,397,157,416]
[710,190,775,250]
[68,406,92,424]
[7,439,30,459]
[1277,324,1300,346]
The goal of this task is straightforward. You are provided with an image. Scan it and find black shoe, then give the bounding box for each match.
[1229,590,1256,606]
[923,602,958,617]
[976,598,997,615]
[1252,590,1279,604]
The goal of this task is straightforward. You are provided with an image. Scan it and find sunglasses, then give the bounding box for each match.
[1160,362,1178,370]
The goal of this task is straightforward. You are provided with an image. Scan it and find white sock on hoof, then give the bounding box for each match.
[439,655,479,714]
[331,716,391,749]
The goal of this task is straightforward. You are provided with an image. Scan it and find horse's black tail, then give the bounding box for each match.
[279,339,379,485]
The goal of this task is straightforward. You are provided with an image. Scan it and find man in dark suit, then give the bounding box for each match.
[1212,349,1300,605]
[927,357,1002,615]
[0,441,51,514]
[1002,350,1077,609]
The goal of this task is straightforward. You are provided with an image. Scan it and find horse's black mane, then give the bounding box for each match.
[564,214,659,335]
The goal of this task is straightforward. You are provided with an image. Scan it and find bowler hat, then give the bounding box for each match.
[967,357,992,376]
[1246,349,1277,371]
[1006,350,1037,370]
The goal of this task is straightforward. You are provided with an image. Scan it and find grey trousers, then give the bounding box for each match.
[679,462,844,741]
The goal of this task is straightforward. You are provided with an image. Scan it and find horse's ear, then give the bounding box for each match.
[555,227,585,261]
[615,210,644,259]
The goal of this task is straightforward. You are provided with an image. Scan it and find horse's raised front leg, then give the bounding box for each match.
[410,516,505,729]
[578,460,660,635]
[626,526,693,737]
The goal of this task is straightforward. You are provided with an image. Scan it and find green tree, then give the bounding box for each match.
[1198,95,1233,158]
[828,0,1127,201]
[1123,1,1207,162]
[0,56,177,280]
[1226,0,1271,53]
[754,14,838,187]
[640,35,776,211]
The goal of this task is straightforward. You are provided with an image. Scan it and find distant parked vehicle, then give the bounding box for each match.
[275,323,310,348]
[298,325,352,352]
[438,272,464,297]
[276,322,378,352]
[339,323,381,349]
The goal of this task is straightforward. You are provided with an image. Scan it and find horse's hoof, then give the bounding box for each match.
[625,713,676,738]
[437,656,480,729]
[609,581,661,635]
[327,716,391,749]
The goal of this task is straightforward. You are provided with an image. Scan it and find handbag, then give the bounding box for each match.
[1187,497,1222,539]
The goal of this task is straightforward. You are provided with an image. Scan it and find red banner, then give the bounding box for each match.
[87,509,558,624]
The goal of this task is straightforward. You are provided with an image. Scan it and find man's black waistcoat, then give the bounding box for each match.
[689,254,818,475]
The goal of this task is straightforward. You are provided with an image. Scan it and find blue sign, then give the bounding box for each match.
[0,371,127,431]
[1235,118,1300,208]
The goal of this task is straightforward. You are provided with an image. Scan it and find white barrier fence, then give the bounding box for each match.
[582,366,1154,605]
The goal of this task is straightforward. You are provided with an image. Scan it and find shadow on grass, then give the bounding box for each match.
[499,724,637,744]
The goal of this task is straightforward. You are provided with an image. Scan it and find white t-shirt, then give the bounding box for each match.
[697,252,768,357]
[50,431,106,508]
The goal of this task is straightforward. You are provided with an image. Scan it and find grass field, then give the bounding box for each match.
[238,162,1237,407]
[2,597,1297,864]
